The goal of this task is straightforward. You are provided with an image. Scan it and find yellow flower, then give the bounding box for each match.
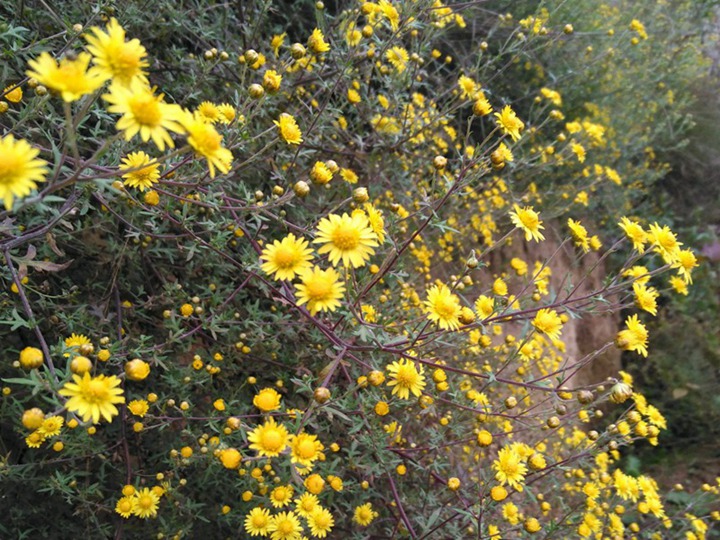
[672,249,698,284]
[386,46,409,73]
[120,151,161,191]
[314,212,378,268]
[364,203,386,244]
[378,0,400,30]
[244,507,272,537]
[294,493,319,518]
[195,101,220,123]
[647,222,682,264]
[260,233,314,281]
[473,92,493,116]
[263,69,282,93]
[180,111,233,177]
[3,84,23,103]
[633,282,658,316]
[216,103,237,124]
[26,52,107,102]
[571,142,586,163]
[310,161,333,185]
[0,134,48,211]
[493,446,528,491]
[248,417,289,457]
[353,503,378,526]
[103,79,185,150]
[38,415,64,438]
[618,217,646,253]
[509,204,545,242]
[84,18,149,86]
[494,105,525,141]
[669,275,688,295]
[132,487,160,519]
[25,430,45,448]
[290,432,324,468]
[616,314,649,357]
[274,113,303,145]
[386,358,426,400]
[308,506,334,538]
[475,295,495,319]
[493,277,508,296]
[268,511,302,540]
[308,28,330,54]
[568,218,590,252]
[295,266,346,316]
[458,75,478,99]
[424,283,461,331]
[271,33,286,57]
[128,399,149,417]
[125,359,150,381]
[532,308,563,341]
[253,387,282,411]
[59,372,125,423]
[270,485,294,508]
[115,496,134,519]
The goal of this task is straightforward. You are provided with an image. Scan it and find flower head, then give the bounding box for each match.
[115,496,134,519]
[386,358,426,400]
[568,218,590,252]
[494,105,525,141]
[179,111,233,177]
[532,308,563,341]
[267,511,302,540]
[26,52,107,102]
[3,84,23,103]
[386,46,409,73]
[253,387,282,412]
[424,283,462,331]
[647,223,682,264]
[633,282,658,316]
[290,432,324,468]
[307,28,330,54]
[84,18,149,86]
[260,233,314,281]
[314,212,378,268]
[59,372,125,423]
[308,506,334,538]
[353,503,378,526]
[270,485,294,508]
[616,314,649,357]
[245,507,272,536]
[672,249,698,284]
[493,446,528,491]
[295,266,345,316]
[120,151,161,191]
[0,134,48,211]
[510,204,545,242]
[274,113,303,145]
[132,487,160,519]
[248,417,289,457]
[619,217,647,253]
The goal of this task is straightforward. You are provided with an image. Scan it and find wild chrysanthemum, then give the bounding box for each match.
[120,151,161,191]
[567,218,590,252]
[274,113,303,145]
[0,134,48,210]
[307,28,330,54]
[386,46,409,73]
[308,507,334,538]
[195,101,220,123]
[59,372,125,423]
[386,358,426,400]
[353,503,378,526]
[38,415,63,438]
[673,248,698,284]
[260,233,314,281]
[616,314,649,357]
[127,399,149,417]
[271,33,286,56]
[494,105,525,141]
[216,103,236,124]
[363,203,386,244]
[267,511,302,540]
[247,417,289,457]
[179,111,233,177]
[633,282,658,316]
[424,283,461,331]
[103,80,185,150]
[244,507,272,536]
[290,432,324,468]
[65,333,91,348]
[253,387,282,412]
[84,18,149,86]
[509,204,545,242]
[475,295,495,319]
[3,84,23,103]
[132,487,160,519]
[619,217,647,253]
[270,485,294,508]
[295,266,345,315]
[458,75,478,99]
[115,496,134,519]
[314,212,378,268]
[310,161,333,185]
[295,493,319,518]
[532,308,563,341]
[493,446,528,491]
[26,52,107,102]
[647,223,682,264]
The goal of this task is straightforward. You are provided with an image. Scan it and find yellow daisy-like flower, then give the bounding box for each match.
[672,248,698,284]
[314,212,378,268]
[271,33,286,57]
[295,266,346,316]
[65,333,91,348]
[364,203,386,244]
[216,103,237,124]
[475,295,495,319]
[120,151,161,191]
[195,101,220,123]
[268,511,302,540]
[647,222,682,264]
[633,282,658,316]
[386,46,409,73]
[103,79,185,151]
[386,358,426,400]
[616,314,649,357]
[179,111,233,178]
[532,308,563,341]
[84,18,149,86]
[260,233,314,281]
[494,105,525,141]
[132,487,160,519]
[3,84,23,103]
[253,387,282,412]
[619,217,647,253]
[247,416,289,458]
[567,218,590,252]
[127,399,149,417]
[493,446,528,491]
[0,134,48,211]
[669,275,688,296]
[424,283,462,331]
[307,28,330,54]
[290,432,324,468]
[25,430,46,448]
[353,503,378,526]
[295,493,320,518]
[274,113,303,145]
[38,415,64,438]
[245,507,272,537]
[310,161,333,185]
[26,52,107,102]
[58,372,125,424]
[115,496,134,519]
[308,506,335,538]
[509,204,545,242]
[270,485,294,508]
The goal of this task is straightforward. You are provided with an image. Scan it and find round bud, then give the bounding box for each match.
[564,24,574,34]
[293,181,310,197]
[505,396,517,409]
[547,416,560,428]
[313,387,331,404]
[244,49,259,65]
[433,156,447,170]
[248,84,265,99]
[272,185,284,196]
[19,347,44,370]
[577,390,594,404]
[290,43,306,59]
[353,187,369,203]
[609,382,633,404]
[70,355,93,374]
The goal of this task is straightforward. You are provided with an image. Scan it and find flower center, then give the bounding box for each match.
[278,520,293,534]
[0,153,21,185]
[113,47,142,75]
[86,379,108,400]
[129,95,162,126]
[396,366,417,387]
[273,246,297,268]
[331,224,360,250]
[193,126,221,153]
[434,297,457,319]
[138,495,153,509]
[306,278,332,301]
[297,439,316,458]
[262,429,282,450]
[252,515,267,527]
